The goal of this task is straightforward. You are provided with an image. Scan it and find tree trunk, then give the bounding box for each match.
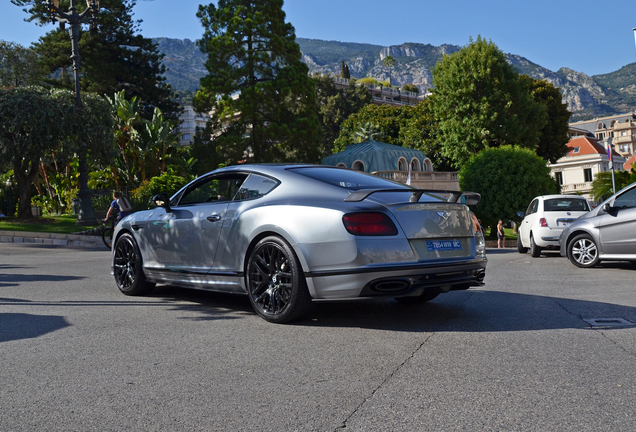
[14,157,39,218]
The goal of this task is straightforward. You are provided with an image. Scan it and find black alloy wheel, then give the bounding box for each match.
[113,233,154,295]
[246,236,311,323]
[568,234,600,268]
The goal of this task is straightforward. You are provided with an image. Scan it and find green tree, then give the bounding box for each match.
[521,76,571,163]
[429,36,546,169]
[382,55,396,86]
[0,41,46,87]
[12,0,179,119]
[194,0,321,165]
[340,60,351,79]
[334,103,422,151]
[401,83,419,94]
[459,146,559,231]
[0,86,113,217]
[332,101,448,169]
[313,74,371,158]
[398,100,452,170]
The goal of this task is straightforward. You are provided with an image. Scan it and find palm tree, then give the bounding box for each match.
[354,122,382,143]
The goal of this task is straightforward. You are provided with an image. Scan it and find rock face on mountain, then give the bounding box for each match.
[154,37,636,121]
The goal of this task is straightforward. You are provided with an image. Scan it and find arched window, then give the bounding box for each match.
[410,158,421,172]
[336,162,347,168]
[423,158,433,172]
[397,157,408,171]
[351,160,365,171]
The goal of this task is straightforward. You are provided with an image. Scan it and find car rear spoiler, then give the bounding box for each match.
[344,189,481,205]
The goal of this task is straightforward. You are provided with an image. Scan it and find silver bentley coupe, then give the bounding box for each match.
[111,164,487,323]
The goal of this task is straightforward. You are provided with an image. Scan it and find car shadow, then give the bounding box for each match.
[302,290,636,332]
[141,285,636,332]
[148,285,254,321]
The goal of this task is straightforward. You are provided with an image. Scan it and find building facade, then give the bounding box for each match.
[549,136,625,201]
[569,113,636,159]
[178,105,209,146]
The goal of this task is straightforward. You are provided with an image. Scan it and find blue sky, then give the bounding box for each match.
[3,0,635,76]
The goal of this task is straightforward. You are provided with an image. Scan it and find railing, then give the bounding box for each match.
[560,182,592,192]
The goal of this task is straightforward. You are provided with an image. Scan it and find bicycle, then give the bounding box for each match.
[101,216,116,249]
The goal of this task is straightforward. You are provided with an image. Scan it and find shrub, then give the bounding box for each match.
[131,172,192,210]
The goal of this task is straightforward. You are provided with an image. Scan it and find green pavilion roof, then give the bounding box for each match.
[321,139,427,172]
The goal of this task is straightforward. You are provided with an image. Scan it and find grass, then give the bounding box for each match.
[0,215,100,234]
[485,227,518,241]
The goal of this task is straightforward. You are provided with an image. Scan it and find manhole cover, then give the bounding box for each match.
[584,318,634,328]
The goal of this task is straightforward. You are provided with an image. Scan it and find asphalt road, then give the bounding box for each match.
[1,243,635,431]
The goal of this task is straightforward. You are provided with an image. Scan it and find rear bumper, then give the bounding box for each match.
[533,227,564,248]
[305,258,487,300]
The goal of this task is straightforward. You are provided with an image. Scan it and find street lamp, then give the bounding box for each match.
[45,0,100,226]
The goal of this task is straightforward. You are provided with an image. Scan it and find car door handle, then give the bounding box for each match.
[207,215,221,222]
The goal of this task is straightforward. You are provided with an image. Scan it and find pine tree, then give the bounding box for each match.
[194,0,321,165]
[11,0,179,119]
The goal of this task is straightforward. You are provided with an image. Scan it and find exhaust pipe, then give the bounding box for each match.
[371,279,411,293]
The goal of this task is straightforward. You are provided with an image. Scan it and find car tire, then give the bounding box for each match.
[395,288,440,304]
[530,234,542,258]
[246,236,312,324]
[517,236,528,254]
[568,234,600,268]
[113,233,155,296]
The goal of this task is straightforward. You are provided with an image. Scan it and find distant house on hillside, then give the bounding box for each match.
[331,77,428,107]
[548,136,625,201]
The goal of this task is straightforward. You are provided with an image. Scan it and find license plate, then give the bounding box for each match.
[426,240,462,252]
[557,219,574,227]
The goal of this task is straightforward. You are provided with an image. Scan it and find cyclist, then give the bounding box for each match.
[103,191,132,225]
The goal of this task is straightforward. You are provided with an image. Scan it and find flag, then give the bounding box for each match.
[606,141,612,162]
[406,165,412,186]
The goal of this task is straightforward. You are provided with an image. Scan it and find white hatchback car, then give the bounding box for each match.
[517,195,591,257]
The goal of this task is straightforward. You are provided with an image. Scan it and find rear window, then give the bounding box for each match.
[544,198,589,212]
[290,167,405,191]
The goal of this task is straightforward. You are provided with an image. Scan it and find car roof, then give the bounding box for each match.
[534,195,588,200]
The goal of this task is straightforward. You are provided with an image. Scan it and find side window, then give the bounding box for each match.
[613,187,636,210]
[234,174,279,201]
[178,174,248,206]
[526,200,538,216]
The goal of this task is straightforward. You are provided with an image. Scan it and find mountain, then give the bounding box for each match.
[153,37,636,122]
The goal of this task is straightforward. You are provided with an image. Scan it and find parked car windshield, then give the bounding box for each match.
[291,167,405,191]
[544,198,589,212]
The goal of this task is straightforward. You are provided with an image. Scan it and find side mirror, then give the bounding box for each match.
[516,211,525,218]
[462,192,481,206]
[152,193,171,211]
[603,203,614,214]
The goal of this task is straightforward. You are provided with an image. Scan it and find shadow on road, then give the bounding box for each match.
[0,313,70,343]
[138,285,636,333]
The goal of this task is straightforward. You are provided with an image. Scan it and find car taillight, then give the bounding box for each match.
[343,212,398,236]
[540,217,548,227]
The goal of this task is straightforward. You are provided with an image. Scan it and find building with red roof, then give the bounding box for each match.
[549,136,626,201]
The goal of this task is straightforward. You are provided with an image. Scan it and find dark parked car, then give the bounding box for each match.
[111,164,487,323]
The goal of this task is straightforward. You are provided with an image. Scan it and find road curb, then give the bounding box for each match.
[0,230,104,249]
